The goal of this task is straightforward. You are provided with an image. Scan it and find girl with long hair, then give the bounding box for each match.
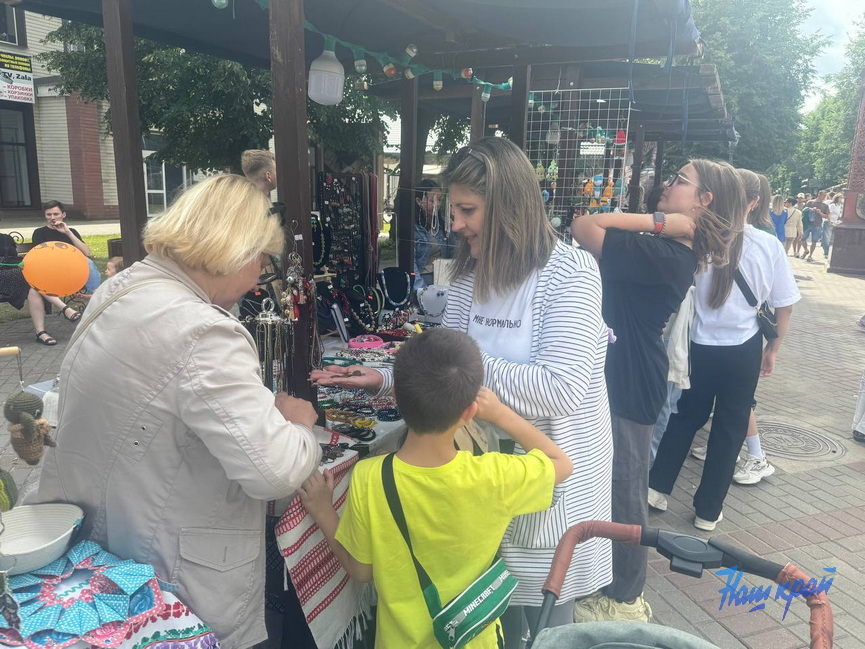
[649,165,799,530]
[314,137,614,645]
[571,158,742,622]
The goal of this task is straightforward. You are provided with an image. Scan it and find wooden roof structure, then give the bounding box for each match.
[15,0,704,398]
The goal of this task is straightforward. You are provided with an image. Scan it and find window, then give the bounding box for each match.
[0,107,31,207]
[0,7,21,46]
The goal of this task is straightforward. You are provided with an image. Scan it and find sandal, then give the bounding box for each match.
[60,306,82,323]
[35,330,57,346]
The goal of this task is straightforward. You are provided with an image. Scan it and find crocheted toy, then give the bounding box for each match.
[4,391,55,465]
[0,469,16,511]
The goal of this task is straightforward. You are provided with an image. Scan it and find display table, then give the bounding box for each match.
[0,540,219,649]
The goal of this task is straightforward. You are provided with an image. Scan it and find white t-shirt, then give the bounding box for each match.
[691,225,800,346]
[467,271,539,364]
[829,202,843,225]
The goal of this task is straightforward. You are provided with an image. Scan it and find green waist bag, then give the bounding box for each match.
[382,453,518,648]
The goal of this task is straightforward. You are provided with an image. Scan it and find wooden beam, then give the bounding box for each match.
[470,85,486,142]
[270,0,314,401]
[102,0,147,264]
[653,136,665,186]
[509,64,530,148]
[376,0,468,39]
[397,77,419,274]
[628,123,645,211]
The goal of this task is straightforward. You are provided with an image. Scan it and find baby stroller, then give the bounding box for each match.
[528,521,833,649]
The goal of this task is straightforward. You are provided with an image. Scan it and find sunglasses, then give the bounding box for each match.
[450,146,486,169]
[665,173,706,193]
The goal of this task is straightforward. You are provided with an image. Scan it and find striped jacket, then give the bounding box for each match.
[380,242,613,604]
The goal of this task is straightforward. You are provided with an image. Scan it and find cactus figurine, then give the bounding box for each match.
[4,391,55,466]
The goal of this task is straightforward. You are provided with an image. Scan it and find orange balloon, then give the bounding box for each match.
[22,242,90,297]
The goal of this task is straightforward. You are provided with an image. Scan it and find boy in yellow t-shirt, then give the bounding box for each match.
[301,328,573,648]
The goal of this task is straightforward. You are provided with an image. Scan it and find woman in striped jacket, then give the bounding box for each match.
[314,137,613,646]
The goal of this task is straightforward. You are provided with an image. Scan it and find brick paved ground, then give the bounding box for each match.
[645,254,865,649]
[1,248,863,648]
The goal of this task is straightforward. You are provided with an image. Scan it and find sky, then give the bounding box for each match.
[803,0,856,111]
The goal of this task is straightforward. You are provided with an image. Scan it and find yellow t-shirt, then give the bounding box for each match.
[335,449,555,649]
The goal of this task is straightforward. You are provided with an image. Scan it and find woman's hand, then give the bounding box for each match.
[310,365,383,390]
[474,387,509,425]
[663,212,697,239]
[275,393,317,429]
[298,471,334,517]
[759,348,777,377]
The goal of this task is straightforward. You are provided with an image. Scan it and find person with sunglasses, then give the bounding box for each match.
[313,137,613,645]
[571,160,741,623]
[649,161,799,532]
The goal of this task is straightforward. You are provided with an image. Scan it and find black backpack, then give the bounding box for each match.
[0,234,18,261]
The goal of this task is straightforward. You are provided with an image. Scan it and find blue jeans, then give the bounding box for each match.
[84,259,101,294]
[821,222,833,257]
[650,381,682,465]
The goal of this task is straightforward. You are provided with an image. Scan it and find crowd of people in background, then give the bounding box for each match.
[763,188,846,261]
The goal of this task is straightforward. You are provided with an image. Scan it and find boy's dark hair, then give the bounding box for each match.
[393,328,483,434]
[43,200,65,212]
[785,197,796,205]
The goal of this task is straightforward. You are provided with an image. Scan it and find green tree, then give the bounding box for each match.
[662,0,824,175]
[797,16,865,190]
[39,21,397,171]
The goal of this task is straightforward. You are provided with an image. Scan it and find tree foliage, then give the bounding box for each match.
[797,16,865,190]
[662,0,824,176]
[39,21,396,171]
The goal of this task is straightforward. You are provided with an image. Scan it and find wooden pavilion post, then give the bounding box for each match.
[102,0,147,264]
[270,0,315,400]
[653,136,665,187]
[470,85,486,142]
[509,64,531,148]
[397,76,419,273]
[627,123,645,211]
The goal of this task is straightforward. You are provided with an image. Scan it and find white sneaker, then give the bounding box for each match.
[647,488,668,512]
[733,454,775,485]
[694,511,723,531]
[573,591,653,623]
[690,445,707,461]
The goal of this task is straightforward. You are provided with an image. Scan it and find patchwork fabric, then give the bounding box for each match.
[0,540,219,649]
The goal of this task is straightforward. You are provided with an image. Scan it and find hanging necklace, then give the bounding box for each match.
[349,299,377,332]
[312,215,328,266]
[378,270,413,308]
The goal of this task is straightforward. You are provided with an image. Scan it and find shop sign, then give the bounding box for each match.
[0,52,34,104]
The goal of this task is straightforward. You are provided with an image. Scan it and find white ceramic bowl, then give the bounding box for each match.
[0,504,84,575]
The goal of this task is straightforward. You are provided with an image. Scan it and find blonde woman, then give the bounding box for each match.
[768,194,788,243]
[314,137,613,645]
[30,175,321,649]
[783,197,802,255]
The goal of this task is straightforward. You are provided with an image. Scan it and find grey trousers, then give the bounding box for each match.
[604,414,652,603]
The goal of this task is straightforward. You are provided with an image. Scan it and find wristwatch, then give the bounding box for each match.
[653,211,666,235]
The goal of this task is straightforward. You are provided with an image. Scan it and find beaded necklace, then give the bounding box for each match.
[378,270,413,308]
[348,299,377,333]
[312,215,328,267]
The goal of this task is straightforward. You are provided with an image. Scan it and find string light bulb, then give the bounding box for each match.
[308,36,345,106]
[528,92,535,108]
[401,43,419,66]
[481,84,492,103]
[460,68,473,80]
[433,70,443,91]
[351,47,367,74]
[404,67,416,80]
[211,0,230,7]
[382,62,397,77]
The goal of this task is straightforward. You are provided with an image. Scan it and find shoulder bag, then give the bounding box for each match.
[381,453,517,648]
[733,269,778,340]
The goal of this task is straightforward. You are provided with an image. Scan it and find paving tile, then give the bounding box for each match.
[718,610,780,638]
[694,621,749,649]
[741,627,806,649]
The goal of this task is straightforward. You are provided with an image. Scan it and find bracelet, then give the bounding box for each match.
[352,417,377,428]
[325,409,363,425]
[348,334,384,349]
[345,405,376,416]
[376,408,402,421]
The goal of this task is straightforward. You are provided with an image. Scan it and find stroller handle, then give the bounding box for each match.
[539,521,832,649]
